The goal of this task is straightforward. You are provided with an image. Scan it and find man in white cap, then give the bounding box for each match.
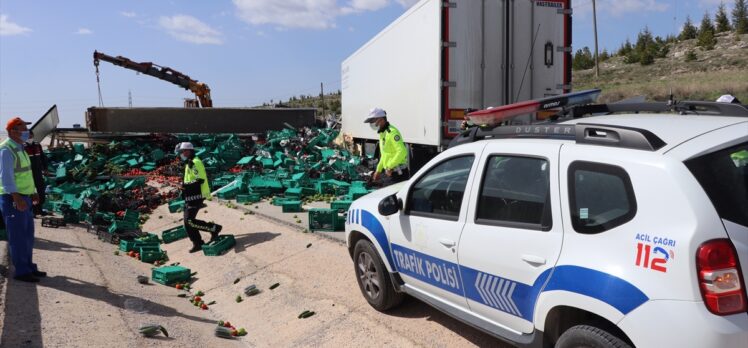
[364,108,409,184]
[175,142,221,253]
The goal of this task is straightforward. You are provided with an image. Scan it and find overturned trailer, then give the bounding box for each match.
[86,107,317,134]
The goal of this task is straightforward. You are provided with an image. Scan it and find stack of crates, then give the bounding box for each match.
[202,235,236,256]
[152,265,191,285]
[162,225,188,244]
[308,208,346,232]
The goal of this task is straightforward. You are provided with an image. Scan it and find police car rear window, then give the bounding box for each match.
[569,162,637,234]
[685,142,748,227]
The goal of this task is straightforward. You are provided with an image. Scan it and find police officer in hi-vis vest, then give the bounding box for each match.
[364,108,409,185]
[0,117,47,282]
[175,142,222,253]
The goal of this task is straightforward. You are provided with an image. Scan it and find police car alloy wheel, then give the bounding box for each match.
[555,325,632,348]
[353,240,404,311]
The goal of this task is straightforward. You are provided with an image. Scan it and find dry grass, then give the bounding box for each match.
[574,33,748,103]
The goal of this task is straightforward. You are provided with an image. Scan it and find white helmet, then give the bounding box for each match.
[364,107,387,123]
[174,142,195,153]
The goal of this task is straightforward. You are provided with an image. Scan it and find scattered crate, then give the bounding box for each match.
[281,200,303,213]
[168,199,185,213]
[41,217,66,228]
[308,208,346,232]
[161,225,188,244]
[97,229,119,244]
[202,235,236,256]
[135,233,160,244]
[330,200,353,211]
[236,193,261,204]
[140,250,167,263]
[119,240,160,252]
[152,265,191,285]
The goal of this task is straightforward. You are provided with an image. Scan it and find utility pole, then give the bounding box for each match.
[592,0,600,77]
[320,82,325,117]
[592,0,600,78]
[128,90,133,108]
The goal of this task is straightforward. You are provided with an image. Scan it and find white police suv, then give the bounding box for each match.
[345,96,748,348]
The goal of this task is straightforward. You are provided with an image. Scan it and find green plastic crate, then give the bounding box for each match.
[162,225,188,244]
[152,265,191,285]
[281,200,303,213]
[135,233,160,244]
[202,235,236,256]
[168,199,185,213]
[271,197,294,206]
[236,193,261,203]
[308,208,346,232]
[330,200,353,211]
[119,240,160,252]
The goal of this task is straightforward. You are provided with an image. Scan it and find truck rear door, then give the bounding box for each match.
[445,0,571,136]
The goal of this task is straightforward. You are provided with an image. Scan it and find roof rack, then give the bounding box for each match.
[559,100,748,119]
[448,123,667,151]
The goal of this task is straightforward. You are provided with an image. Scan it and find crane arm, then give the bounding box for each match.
[93,50,212,107]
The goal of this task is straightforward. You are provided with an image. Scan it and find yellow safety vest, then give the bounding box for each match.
[183,156,211,199]
[376,124,408,173]
[0,139,36,195]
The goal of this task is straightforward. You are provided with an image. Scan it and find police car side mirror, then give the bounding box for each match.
[378,194,402,216]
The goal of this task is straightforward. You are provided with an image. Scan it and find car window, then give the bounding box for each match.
[569,162,637,234]
[408,155,474,220]
[686,142,748,227]
[476,156,552,230]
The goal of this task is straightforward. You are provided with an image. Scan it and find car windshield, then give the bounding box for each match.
[685,141,748,227]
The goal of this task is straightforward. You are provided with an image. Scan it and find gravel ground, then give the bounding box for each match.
[0,200,508,347]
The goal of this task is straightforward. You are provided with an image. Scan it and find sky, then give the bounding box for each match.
[0,0,736,126]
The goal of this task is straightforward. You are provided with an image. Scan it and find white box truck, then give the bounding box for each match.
[341,0,572,169]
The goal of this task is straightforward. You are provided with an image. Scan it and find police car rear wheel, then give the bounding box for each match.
[353,240,404,311]
[555,325,631,348]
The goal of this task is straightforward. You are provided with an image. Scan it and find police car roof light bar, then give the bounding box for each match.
[466,89,602,126]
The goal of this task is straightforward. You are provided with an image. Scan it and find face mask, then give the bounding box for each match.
[369,122,379,131]
[180,154,188,161]
[19,131,30,142]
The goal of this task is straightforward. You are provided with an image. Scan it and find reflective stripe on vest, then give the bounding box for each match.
[0,139,35,195]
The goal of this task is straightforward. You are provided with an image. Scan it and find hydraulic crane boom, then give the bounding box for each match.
[93,50,212,107]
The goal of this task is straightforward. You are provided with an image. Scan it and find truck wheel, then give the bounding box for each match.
[555,325,631,348]
[353,239,404,311]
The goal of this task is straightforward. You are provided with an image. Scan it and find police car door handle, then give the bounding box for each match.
[438,238,456,248]
[521,254,546,266]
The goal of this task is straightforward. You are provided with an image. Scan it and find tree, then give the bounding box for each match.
[735,0,748,34]
[685,50,698,62]
[698,11,718,50]
[699,11,716,34]
[617,39,634,56]
[680,16,698,40]
[599,49,610,61]
[715,2,732,33]
[572,47,595,70]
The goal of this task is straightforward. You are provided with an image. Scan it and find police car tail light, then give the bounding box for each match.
[696,239,747,315]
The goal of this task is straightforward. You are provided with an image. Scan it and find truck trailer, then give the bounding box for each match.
[341,0,572,169]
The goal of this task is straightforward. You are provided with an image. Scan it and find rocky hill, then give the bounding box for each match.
[574,33,748,103]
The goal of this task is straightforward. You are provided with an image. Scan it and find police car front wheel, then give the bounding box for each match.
[353,240,404,311]
[555,325,632,348]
